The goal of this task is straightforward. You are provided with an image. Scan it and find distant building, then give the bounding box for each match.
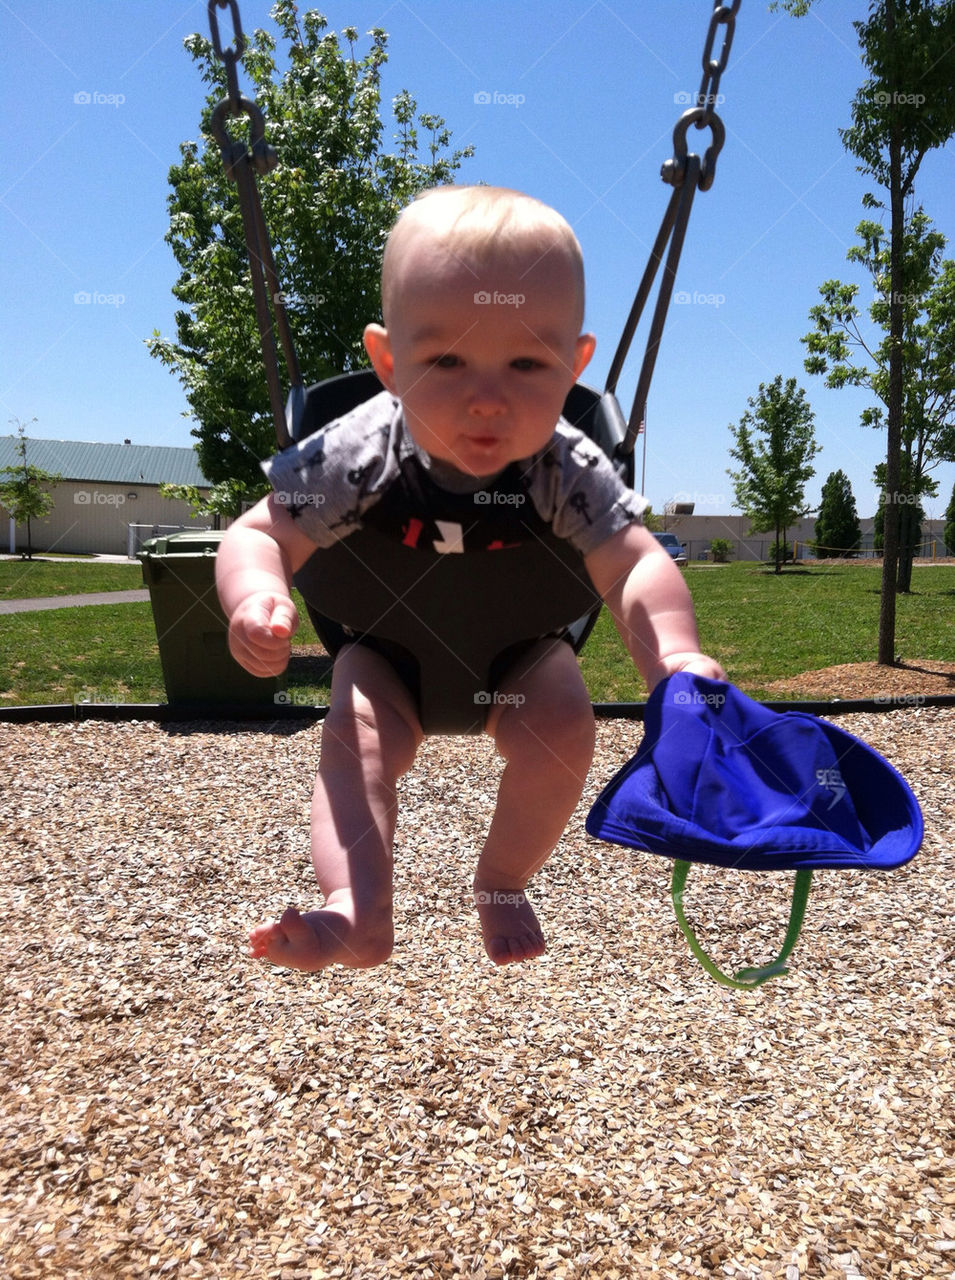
[0,437,212,556]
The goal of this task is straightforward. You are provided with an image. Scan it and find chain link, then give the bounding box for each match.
[608,1,742,451]
[696,0,741,129]
[208,0,245,110]
[661,0,740,193]
[206,0,299,449]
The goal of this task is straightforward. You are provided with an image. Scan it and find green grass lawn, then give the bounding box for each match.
[0,560,952,707]
[0,558,142,598]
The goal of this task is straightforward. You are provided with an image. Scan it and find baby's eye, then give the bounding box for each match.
[431,353,461,369]
[511,357,546,371]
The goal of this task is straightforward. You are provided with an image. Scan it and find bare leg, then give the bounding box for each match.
[475,639,596,964]
[249,644,422,971]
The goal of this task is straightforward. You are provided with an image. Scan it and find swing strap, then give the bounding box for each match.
[605,0,740,457]
[671,860,814,990]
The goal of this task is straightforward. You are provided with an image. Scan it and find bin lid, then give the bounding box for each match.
[138,529,224,557]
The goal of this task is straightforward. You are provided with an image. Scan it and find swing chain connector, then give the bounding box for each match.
[661,0,739,192]
[208,0,277,179]
[606,0,741,458]
[662,108,726,193]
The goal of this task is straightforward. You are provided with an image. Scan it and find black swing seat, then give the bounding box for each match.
[291,369,633,734]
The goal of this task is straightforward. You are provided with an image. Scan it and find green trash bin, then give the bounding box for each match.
[138,530,284,705]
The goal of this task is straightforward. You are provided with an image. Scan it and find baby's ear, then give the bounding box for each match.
[363,324,396,391]
[572,332,597,380]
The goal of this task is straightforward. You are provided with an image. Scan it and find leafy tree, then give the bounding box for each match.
[641,504,663,533]
[147,2,474,507]
[945,480,955,555]
[814,469,861,558]
[780,0,955,660]
[802,210,955,587]
[768,540,795,566]
[727,376,820,574]
[0,420,61,560]
[159,480,248,529]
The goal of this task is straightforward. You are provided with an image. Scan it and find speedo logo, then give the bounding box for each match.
[816,766,847,809]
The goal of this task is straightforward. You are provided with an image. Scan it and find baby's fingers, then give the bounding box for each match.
[229,601,295,676]
[268,599,299,640]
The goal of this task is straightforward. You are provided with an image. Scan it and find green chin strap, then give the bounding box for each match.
[671,860,814,990]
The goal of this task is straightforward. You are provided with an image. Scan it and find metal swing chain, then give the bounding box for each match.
[207,0,301,450]
[606,0,741,459]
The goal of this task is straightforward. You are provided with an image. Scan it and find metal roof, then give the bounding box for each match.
[0,437,209,487]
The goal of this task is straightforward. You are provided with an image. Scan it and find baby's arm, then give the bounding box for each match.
[585,522,725,692]
[216,495,318,677]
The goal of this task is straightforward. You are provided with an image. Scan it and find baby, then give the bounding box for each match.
[216,185,724,972]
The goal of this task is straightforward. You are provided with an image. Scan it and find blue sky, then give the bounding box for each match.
[1,0,953,519]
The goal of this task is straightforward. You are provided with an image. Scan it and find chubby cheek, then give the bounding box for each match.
[400,385,446,429]
[398,390,455,455]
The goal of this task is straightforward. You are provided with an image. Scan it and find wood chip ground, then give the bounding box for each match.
[2,681,953,1278]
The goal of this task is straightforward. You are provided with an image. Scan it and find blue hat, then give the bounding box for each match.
[586,673,923,988]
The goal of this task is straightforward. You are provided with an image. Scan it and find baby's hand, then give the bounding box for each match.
[227,591,299,677]
[653,651,727,688]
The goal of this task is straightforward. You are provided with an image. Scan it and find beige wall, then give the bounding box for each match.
[659,513,950,562]
[6,480,211,556]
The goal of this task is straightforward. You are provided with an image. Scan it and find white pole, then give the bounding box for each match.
[8,516,14,554]
[640,408,647,496]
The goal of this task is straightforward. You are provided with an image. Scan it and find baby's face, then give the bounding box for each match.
[365,234,595,477]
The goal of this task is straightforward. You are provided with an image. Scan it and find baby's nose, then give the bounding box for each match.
[467,378,507,415]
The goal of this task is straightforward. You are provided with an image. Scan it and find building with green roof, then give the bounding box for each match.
[0,437,212,556]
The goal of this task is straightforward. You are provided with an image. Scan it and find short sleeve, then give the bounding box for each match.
[522,423,648,556]
[261,391,400,548]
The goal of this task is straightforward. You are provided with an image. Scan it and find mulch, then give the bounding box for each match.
[762,659,955,704]
[1,691,954,1278]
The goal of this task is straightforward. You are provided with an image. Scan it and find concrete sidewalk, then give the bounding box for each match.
[0,589,150,615]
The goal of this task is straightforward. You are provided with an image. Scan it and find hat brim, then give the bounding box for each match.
[586,676,923,872]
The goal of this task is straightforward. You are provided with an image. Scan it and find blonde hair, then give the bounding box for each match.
[380,185,586,326]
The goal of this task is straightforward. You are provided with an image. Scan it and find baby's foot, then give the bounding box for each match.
[473,886,546,965]
[248,906,388,972]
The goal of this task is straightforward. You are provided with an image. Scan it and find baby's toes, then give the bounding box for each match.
[494,929,546,965]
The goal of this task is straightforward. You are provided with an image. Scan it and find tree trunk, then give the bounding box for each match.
[897,501,914,592]
[878,0,902,663]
